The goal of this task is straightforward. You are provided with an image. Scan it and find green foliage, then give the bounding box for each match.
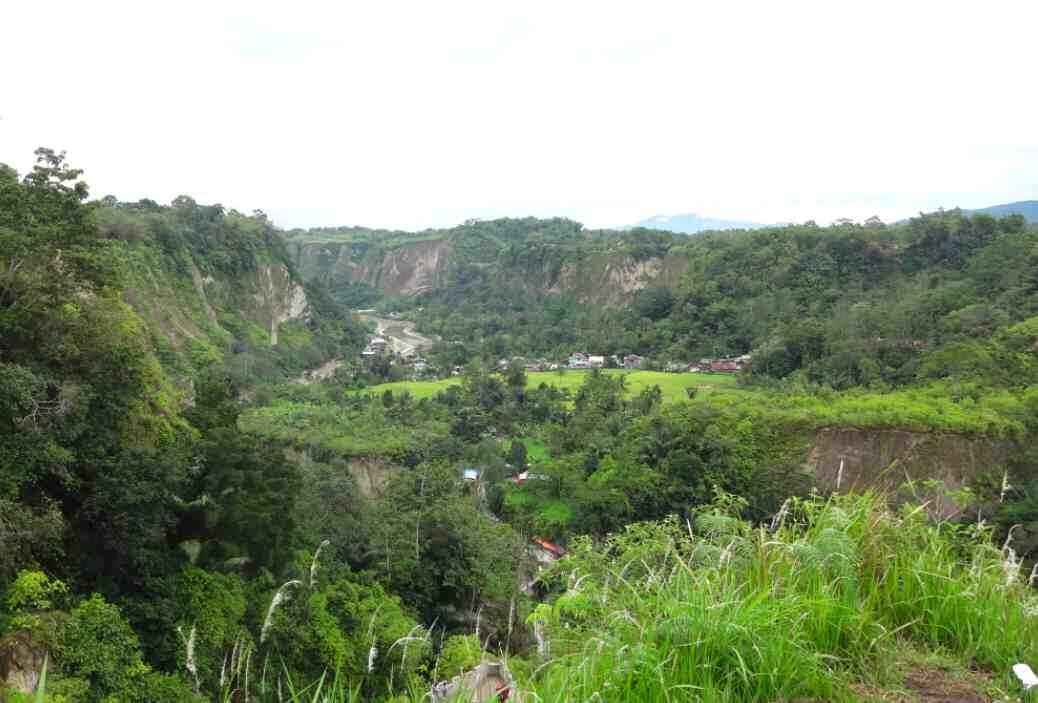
[265,569,429,699]
[435,634,482,680]
[56,595,148,702]
[170,567,247,683]
[5,572,67,614]
[374,463,522,624]
[523,494,1038,702]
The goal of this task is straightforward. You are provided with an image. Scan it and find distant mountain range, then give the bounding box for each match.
[963,200,1038,222]
[628,200,1038,234]
[624,213,767,234]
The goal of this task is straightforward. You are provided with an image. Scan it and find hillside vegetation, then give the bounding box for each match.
[4,149,1038,703]
[288,211,1038,397]
[96,197,366,386]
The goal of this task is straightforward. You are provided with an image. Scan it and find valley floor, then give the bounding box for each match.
[357,368,736,403]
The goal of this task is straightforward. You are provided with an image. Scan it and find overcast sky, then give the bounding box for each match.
[2,1,1036,230]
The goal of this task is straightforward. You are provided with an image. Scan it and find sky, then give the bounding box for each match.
[2,1,1036,231]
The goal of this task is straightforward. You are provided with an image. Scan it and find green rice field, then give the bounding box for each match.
[355,369,736,404]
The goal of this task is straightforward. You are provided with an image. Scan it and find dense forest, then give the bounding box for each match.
[4,150,1038,701]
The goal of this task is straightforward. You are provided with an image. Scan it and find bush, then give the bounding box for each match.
[57,595,148,702]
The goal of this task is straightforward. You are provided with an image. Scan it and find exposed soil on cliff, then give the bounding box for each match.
[807,428,1010,518]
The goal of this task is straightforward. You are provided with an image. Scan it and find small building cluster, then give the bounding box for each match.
[704,354,752,373]
[360,333,435,379]
[566,352,644,370]
[666,354,752,374]
[360,336,389,358]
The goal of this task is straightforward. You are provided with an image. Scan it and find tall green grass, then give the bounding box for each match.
[516,493,1038,701]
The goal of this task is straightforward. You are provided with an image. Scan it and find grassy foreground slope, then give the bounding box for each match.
[269,493,1038,702]
[517,492,1038,702]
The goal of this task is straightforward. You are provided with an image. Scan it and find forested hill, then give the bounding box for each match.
[0,151,368,700]
[287,211,1038,391]
[93,194,366,387]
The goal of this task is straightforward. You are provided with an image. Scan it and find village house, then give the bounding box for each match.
[709,354,751,373]
[623,354,645,369]
[506,470,548,486]
[567,352,590,369]
[588,355,605,368]
[530,537,567,564]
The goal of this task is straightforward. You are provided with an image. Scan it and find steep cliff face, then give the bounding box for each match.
[256,262,310,345]
[124,247,311,360]
[100,205,333,385]
[294,238,451,297]
[806,428,1010,517]
[291,235,687,304]
[541,256,685,305]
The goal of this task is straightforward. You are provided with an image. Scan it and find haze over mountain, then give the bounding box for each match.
[625,212,768,234]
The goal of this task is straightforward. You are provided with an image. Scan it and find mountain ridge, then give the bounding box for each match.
[963,199,1038,222]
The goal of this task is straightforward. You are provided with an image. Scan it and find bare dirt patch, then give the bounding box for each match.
[902,669,988,703]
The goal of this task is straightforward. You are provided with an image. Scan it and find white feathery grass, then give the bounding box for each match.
[770,498,791,532]
[176,624,199,693]
[367,642,378,673]
[1002,524,1020,554]
[261,580,301,644]
[1004,546,1022,588]
[534,619,549,659]
[506,596,516,652]
[309,539,330,587]
[366,604,383,673]
[243,649,251,703]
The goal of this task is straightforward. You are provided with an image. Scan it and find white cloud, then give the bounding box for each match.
[1,0,1035,229]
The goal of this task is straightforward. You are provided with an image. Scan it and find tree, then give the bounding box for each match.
[507,440,528,471]
[182,371,301,571]
[632,286,675,321]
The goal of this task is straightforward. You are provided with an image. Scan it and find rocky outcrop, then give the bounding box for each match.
[347,457,399,497]
[294,238,451,298]
[0,629,47,694]
[293,236,687,306]
[430,661,521,703]
[541,257,666,305]
[806,428,1010,517]
[123,245,313,375]
[254,263,310,346]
